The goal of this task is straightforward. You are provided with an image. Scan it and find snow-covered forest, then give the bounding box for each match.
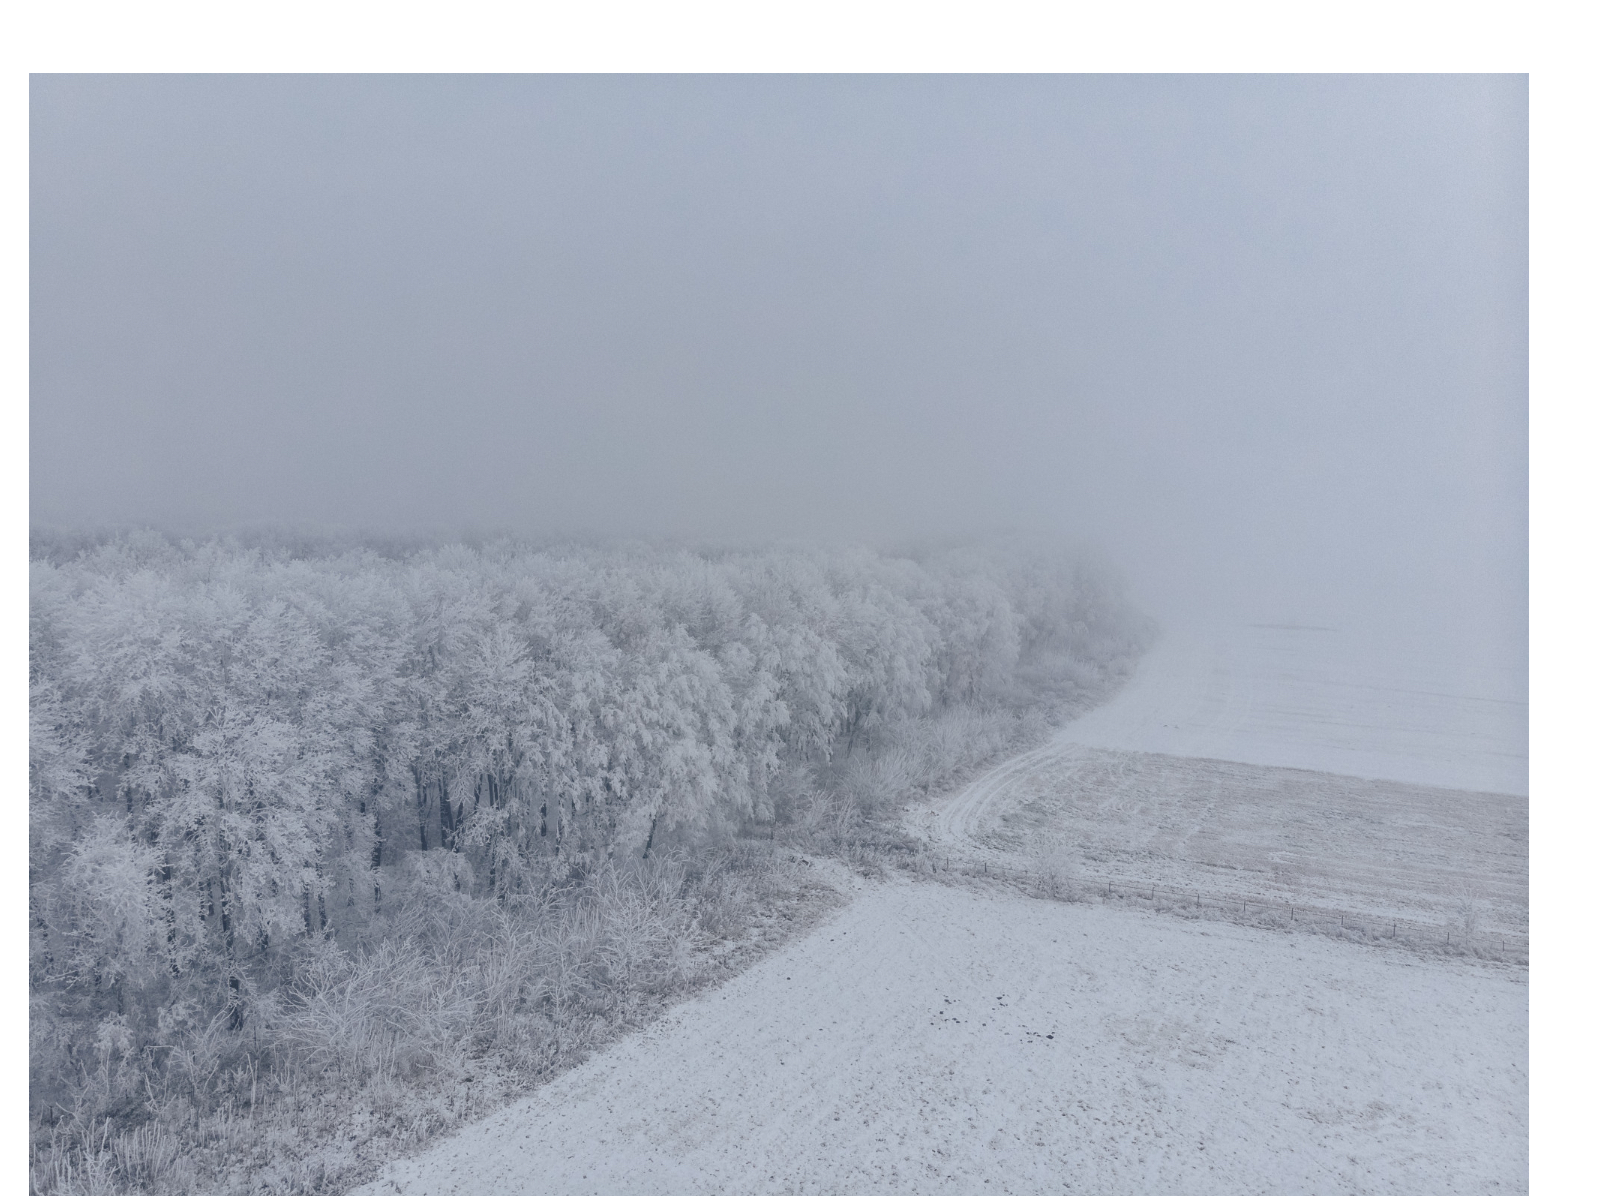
[28,530,1151,1194]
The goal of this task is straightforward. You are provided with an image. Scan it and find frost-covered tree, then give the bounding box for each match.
[28,529,1151,1139]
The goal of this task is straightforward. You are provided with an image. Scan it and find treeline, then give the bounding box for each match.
[29,531,1150,1192]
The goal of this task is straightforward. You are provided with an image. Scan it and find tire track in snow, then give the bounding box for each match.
[921,631,1525,955]
[932,735,1087,849]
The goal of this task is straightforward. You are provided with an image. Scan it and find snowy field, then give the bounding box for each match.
[353,622,1528,1195]
[980,747,1527,944]
[354,879,1525,1196]
[913,623,1527,947]
[1057,623,1527,796]
[914,738,1527,949]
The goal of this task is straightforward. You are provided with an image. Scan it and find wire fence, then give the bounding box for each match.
[898,847,1528,966]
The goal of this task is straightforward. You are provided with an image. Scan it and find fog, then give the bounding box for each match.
[29,75,1526,677]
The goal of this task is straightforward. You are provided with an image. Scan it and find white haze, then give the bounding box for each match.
[29,75,1526,685]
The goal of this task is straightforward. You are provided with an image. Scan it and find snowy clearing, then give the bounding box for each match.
[353,879,1525,1196]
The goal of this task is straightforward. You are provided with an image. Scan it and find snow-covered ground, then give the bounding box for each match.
[915,623,1527,945]
[354,879,1525,1196]
[352,622,1528,1195]
[978,747,1527,943]
[1059,623,1526,796]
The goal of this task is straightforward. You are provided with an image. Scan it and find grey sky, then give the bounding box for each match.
[30,74,1526,660]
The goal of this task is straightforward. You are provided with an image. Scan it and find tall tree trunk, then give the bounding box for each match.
[217,867,243,1031]
[413,766,430,852]
[439,780,457,850]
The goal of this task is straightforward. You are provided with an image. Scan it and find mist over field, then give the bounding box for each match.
[29,75,1528,1196]
[31,74,1526,672]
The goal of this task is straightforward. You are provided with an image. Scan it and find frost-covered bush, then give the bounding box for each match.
[1030,836,1079,901]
